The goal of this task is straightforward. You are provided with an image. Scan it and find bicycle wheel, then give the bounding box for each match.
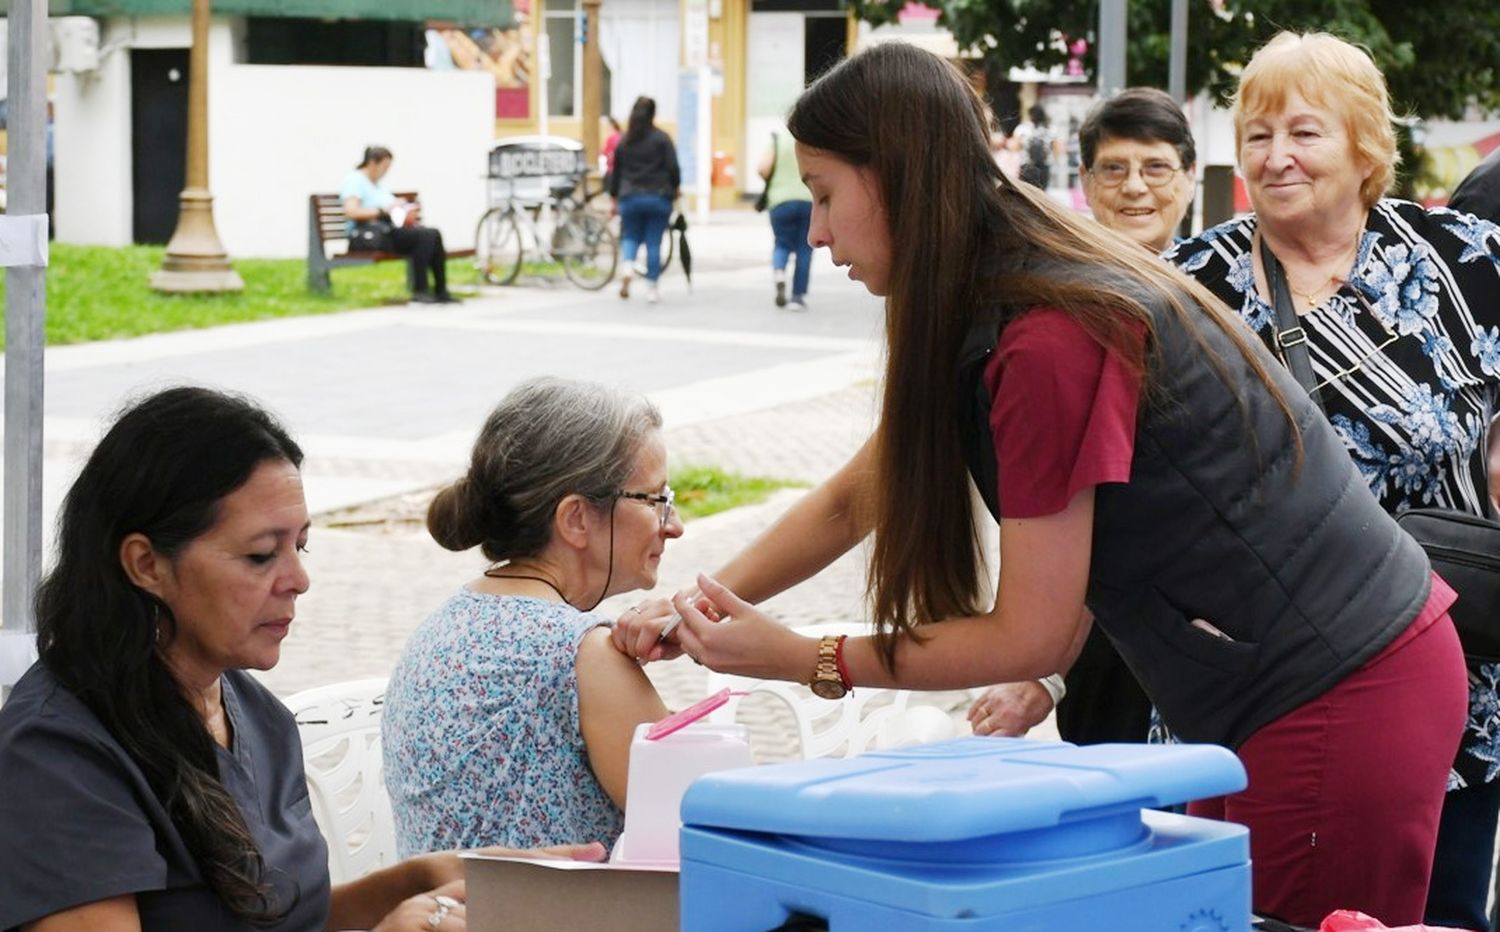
[631,225,674,277]
[474,208,524,286]
[560,212,618,290]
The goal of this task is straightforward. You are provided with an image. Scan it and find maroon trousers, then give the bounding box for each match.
[1191,579,1467,927]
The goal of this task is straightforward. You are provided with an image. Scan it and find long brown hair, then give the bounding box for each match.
[786,44,1298,670]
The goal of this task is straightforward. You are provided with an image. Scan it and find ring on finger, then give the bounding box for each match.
[427,894,460,929]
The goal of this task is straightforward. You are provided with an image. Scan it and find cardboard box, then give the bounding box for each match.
[463,854,679,932]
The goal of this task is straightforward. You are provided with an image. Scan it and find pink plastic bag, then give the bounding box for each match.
[1318,909,1473,931]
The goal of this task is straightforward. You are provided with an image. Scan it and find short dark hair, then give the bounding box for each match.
[1078,88,1195,171]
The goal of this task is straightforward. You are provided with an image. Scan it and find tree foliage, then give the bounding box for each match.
[846,0,1500,119]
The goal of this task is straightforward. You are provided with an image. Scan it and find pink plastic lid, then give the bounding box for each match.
[645,687,739,741]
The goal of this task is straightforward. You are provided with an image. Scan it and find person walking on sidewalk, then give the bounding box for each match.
[609,97,679,304]
[758,130,814,311]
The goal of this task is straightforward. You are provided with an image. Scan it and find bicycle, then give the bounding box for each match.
[474,178,618,290]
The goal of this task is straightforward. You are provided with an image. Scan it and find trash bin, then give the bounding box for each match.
[680,737,1251,931]
[711,151,736,188]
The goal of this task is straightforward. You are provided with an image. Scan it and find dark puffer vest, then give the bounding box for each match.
[960,290,1431,748]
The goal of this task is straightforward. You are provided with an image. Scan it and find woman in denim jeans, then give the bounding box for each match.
[758,130,814,310]
[608,97,679,304]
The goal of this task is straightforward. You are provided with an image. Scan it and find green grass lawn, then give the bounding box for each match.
[319,465,805,533]
[1,243,479,350]
[671,465,807,521]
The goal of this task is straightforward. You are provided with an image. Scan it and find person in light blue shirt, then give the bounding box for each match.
[339,145,455,304]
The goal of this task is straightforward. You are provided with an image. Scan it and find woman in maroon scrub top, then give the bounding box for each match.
[611,43,1466,928]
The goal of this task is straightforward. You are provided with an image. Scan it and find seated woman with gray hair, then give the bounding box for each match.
[382,377,682,855]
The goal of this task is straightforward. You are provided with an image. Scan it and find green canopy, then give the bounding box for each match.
[28,0,516,28]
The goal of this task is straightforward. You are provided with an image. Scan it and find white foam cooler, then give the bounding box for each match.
[678,737,1251,931]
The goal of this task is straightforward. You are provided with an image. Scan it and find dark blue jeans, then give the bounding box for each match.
[618,194,673,282]
[1426,776,1500,931]
[769,199,813,299]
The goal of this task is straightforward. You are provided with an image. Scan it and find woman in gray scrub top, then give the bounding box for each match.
[0,387,604,932]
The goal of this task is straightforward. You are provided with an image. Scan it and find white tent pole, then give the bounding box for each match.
[1,0,49,702]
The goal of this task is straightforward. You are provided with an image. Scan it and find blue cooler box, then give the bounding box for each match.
[679,737,1250,931]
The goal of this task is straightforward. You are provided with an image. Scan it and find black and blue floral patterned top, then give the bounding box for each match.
[1166,198,1500,789]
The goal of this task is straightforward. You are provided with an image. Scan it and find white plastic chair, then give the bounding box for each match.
[283,677,398,884]
[705,623,957,760]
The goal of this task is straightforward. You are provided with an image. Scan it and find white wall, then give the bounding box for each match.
[53,16,495,258]
[742,13,804,198]
[53,17,194,246]
[213,53,494,257]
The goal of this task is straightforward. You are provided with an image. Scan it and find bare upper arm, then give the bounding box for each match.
[575,626,670,809]
[24,895,141,932]
[992,486,1096,676]
[757,147,775,180]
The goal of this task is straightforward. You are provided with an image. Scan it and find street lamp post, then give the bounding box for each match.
[1097,0,1127,98]
[150,0,243,293]
[581,0,602,168]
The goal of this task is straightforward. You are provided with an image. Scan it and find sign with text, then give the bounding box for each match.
[488,139,586,180]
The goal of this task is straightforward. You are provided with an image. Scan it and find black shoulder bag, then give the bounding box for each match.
[349,218,396,253]
[1260,236,1500,663]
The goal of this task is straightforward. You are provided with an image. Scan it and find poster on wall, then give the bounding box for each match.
[427,0,532,120]
[677,69,699,192]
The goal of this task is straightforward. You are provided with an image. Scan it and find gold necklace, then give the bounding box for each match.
[1286,236,1361,310]
[1289,276,1336,309]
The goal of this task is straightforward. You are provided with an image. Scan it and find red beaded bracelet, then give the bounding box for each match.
[834,634,853,691]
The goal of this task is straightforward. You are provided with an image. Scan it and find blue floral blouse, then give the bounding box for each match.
[382,591,623,855]
[1167,199,1500,789]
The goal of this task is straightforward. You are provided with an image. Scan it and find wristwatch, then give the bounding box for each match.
[810,634,850,700]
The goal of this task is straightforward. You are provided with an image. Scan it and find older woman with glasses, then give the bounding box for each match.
[1168,32,1500,931]
[1081,87,1196,254]
[969,87,1198,745]
[381,377,682,856]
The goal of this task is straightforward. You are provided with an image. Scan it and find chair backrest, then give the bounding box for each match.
[283,677,398,884]
[705,623,956,761]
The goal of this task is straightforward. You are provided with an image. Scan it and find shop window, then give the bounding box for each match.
[244,18,424,66]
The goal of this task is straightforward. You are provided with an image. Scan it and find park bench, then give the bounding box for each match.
[306,192,472,293]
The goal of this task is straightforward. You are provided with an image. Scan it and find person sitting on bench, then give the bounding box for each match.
[340,144,455,304]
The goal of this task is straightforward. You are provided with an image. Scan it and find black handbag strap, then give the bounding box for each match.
[1258,233,1326,415]
[1260,232,1499,519]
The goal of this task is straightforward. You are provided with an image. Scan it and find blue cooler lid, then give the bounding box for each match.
[681,737,1245,862]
